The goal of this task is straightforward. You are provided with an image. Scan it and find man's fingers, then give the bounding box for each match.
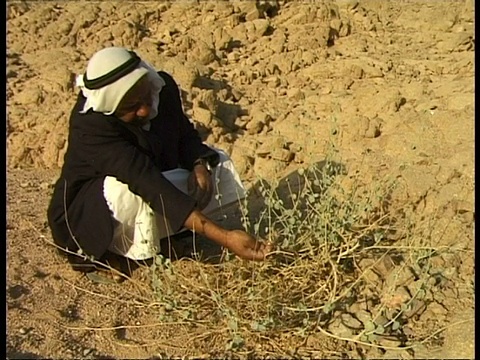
[264,241,274,254]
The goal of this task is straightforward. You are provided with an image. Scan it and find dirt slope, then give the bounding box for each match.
[7,1,474,358]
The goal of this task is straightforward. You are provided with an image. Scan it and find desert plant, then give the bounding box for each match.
[144,141,464,356]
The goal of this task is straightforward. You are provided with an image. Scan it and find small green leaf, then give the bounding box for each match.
[417,288,426,299]
[375,324,385,335]
[251,321,267,332]
[323,302,333,314]
[392,321,401,331]
[228,318,238,332]
[364,320,376,333]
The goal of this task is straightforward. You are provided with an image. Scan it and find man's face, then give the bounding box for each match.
[114,75,152,124]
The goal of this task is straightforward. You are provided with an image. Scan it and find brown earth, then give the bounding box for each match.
[6,0,474,359]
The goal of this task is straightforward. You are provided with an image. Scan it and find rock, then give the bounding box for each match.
[246,8,261,22]
[249,106,272,126]
[286,88,305,101]
[14,86,44,105]
[286,6,318,25]
[253,157,288,180]
[340,313,363,330]
[374,315,389,327]
[377,338,403,350]
[336,0,359,11]
[230,152,254,176]
[269,35,286,54]
[382,286,411,310]
[216,103,240,129]
[255,136,294,163]
[301,50,317,66]
[364,117,382,138]
[213,28,232,51]
[266,76,281,88]
[246,118,265,135]
[352,116,381,139]
[198,90,218,114]
[354,309,372,325]
[227,51,240,63]
[381,348,413,359]
[252,19,270,39]
[339,20,352,37]
[330,18,342,33]
[189,41,216,65]
[357,258,382,284]
[192,106,213,128]
[386,93,406,113]
[350,64,364,79]
[328,317,355,338]
[461,0,474,22]
[82,348,94,357]
[403,299,427,319]
[364,65,384,78]
[422,302,447,318]
[162,59,199,90]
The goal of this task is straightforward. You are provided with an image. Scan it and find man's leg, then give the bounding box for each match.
[103,149,246,260]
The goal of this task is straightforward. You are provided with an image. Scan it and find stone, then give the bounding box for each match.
[286,88,305,101]
[199,90,218,114]
[350,64,364,79]
[251,19,270,39]
[246,118,264,135]
[328,317,355,338]
[192,106,213,128]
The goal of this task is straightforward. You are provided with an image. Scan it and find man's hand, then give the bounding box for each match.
[226,230,274,261]
[183,210,273,262]
[187,164,213,210]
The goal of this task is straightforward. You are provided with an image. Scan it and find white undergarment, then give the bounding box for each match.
[103,149,246,260]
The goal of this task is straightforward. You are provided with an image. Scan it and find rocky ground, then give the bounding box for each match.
[7,0,474,358]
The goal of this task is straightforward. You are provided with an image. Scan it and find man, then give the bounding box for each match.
[47,47,272,279]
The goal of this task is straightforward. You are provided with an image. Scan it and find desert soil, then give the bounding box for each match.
[7,0,474,359]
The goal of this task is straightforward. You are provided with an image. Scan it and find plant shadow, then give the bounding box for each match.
[243,159,347,239]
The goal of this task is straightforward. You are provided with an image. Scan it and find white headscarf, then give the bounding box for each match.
[75,47,165,122]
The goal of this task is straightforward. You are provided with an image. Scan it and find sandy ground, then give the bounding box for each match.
[7,1,474,358]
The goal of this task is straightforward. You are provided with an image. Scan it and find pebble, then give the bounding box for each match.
[83,348,94,356]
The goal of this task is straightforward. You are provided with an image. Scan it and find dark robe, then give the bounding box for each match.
[47,71,219,261]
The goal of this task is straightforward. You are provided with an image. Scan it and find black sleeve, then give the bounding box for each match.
[70,113,197,234]
[158,71,220,170]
